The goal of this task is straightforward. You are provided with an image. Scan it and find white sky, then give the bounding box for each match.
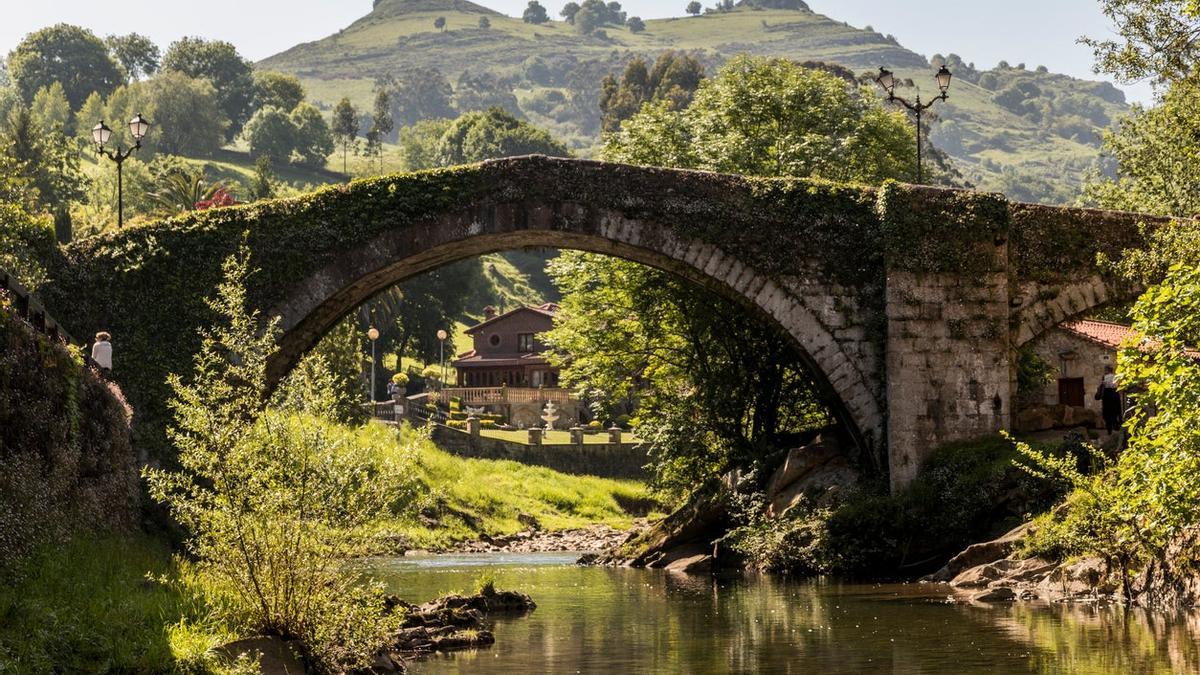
[3,0,1154,103]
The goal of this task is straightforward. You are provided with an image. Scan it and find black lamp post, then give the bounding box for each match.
[875,65,952,184]
[93,113,151,228]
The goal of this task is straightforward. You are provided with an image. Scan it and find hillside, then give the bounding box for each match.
[259,0,1128,204]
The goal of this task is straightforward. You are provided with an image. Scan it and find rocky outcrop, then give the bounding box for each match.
[386,589,535,658]
[591,436,856,574]
[925,522,1033,582]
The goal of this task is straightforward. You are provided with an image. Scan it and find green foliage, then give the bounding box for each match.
[0,536,229,673]
[376,68,456,127]
[143,247,415,671]
[523,0,551,24]
[142,71,229,157]
[332,97,359,174]
[1016,346,1056,406]
[1083,75,1200,217]
[254,71,307,113]
[7,23,123,108]
[0,185,57,288]
[1,102,88,213]
[244,106,296,164]
[161,37,255,141]
[277,317,368,425]
[146,162,226,214]
[604,55,917,184]
[599,51,704,132]
[1084,0,1200,85]
[105,33,161,83]
[877,181,1008,275]
[30,83,71,133]
[729,437,1064,577]
[290,103,336,168]
[434,107,570,166]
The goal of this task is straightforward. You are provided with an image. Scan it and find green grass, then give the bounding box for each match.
[361,423,660,551]
[0,536,233,674]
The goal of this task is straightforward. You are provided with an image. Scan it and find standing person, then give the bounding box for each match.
[1099,365,1122,434]
[91,331,113,375]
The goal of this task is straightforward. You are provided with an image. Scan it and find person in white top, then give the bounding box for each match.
[91,331,113,373]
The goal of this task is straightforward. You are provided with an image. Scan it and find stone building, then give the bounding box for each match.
[1019,319,1127,430]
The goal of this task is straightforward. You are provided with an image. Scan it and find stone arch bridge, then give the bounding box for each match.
[44,156,1158,488]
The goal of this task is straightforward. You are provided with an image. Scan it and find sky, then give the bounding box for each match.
[2,0,1153,103]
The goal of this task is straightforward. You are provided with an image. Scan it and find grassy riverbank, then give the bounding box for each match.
[0,536,232,674]
[364,422,660,551]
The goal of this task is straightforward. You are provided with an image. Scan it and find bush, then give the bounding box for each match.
[481,419,498,429]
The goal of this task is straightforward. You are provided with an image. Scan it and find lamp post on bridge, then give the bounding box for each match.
[93,114,152,228]
[874,65,952,184]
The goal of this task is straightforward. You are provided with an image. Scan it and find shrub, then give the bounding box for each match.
[143,246,417,671]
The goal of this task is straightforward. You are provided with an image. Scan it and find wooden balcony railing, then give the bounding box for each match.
[441,386,575,404]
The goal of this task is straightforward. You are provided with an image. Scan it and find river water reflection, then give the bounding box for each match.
[367,552,1200,674]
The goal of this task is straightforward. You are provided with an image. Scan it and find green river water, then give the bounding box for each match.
[368,552,1200,674]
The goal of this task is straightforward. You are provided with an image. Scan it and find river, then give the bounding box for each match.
[368,552,1200,674]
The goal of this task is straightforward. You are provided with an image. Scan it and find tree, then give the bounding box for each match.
[523,1,551,24]
[254,71,306,113]
[75,91,106,146]
[0,103,87,214]
[434,16,447,31]
[1084,0,1200,85]
[331,97,358,174]
[290,103,335,168]
[142,71,228,157]
[250,155,276,201]
[599,51,705,132]
[161,37,255,141]
[604,55,915,183]
[686,1,703,15]
[561,2,581,23]
[106,33,160,82]
[30,83,71,133]
[376,68,456,127]
[627,16,646,32]
[366,90,394,173]
[143,246,411,672]
[243,106,297,164]
[453,70,521,114]
[7,24,124,108]
[479,16,492,29]
[398,119,453,171]
[433,107,570,166]
[146,164,224,214]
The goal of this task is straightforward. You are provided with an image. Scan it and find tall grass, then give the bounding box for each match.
[0,536,231,674]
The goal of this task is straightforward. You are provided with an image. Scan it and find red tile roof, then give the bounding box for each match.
[1062,319,1200,359]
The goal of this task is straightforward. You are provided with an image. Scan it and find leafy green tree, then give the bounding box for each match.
[627,16,646,32]
[243,106,296,164]
[433,107,570,166]
[1083,0,1200,85]
[523,0,551,24]
[434,16,447,31]
[331,97,359,174]
[250,155,276,201]
[599,51,705,132]
[686,1,703,15]
[398,119,453,171]
[0,155,55,287]
[30,83,71,133]
[0,103,87,215]
[376,68,456,127]
[145,163,224,214]
[75,91,105,147]
[453,71,521,114]
[161,37,255,141]
[1083,75,1200,217]
[141,71,228,157]
[604,55,916,183]
[143,246,412,671]
[7,24,123,108]
[105,33,160,82]
[254,71,306,113]
[479,16,492,29]
[366,90,394,173]
[561,2,581,23]
[290,102,335,168]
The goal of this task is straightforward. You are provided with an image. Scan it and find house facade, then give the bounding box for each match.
[1019,319,1125,431]
[448,303,581,428]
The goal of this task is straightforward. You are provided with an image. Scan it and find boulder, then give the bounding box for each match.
[214,636,306,675]
[663,552,714,574]
[927,521,1032,582]
[1015,406,1056,433]
[764,437,858,518]
[971,587,1016,603]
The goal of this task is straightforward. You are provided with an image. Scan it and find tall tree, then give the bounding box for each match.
[686,1,702,16]
[599,51,705,132]
[331,97,358,175]
[105,33,160,82]
[7,24,123,108]
[434,16,447,31]
[366,90,394,173]
[1083,0,1200,85]
[376,68,456,127]
[140,71,229,157]
[523,1,551,24]
[433,107,570,166]
[30,83,71,133]
[290,102,335,168]
[243,106,296,165]
[254,71,306,113]
[161,37,255,141]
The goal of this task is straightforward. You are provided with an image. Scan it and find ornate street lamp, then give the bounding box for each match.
[93,113,152,228]
[436,329,449,388]
[875,65,952,184]
[368,325,380,402]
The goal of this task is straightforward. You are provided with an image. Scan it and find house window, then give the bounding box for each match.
[517,333,535,352]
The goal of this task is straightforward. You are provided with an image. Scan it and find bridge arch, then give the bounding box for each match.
[267,195,885,456]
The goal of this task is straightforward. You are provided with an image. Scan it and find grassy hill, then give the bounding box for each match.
[258,0,1127,204]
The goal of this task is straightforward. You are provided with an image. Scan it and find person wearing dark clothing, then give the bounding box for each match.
[1098,366,1123,434]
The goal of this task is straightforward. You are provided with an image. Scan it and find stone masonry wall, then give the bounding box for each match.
[429,425,648,479]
